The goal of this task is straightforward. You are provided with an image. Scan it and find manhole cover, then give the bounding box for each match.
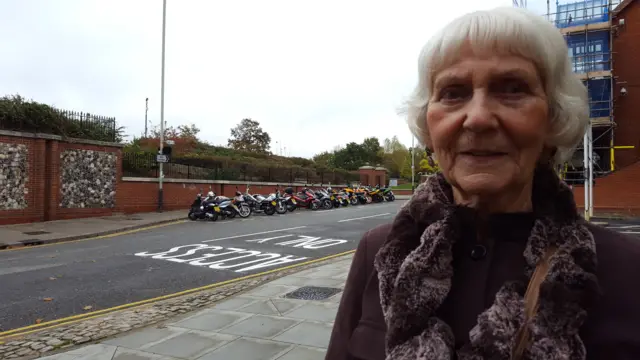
[284,286,341,301]
[22,231,50,236]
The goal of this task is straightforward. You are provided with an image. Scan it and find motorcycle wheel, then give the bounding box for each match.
[228,211,236,219]
[264,206,276,215]
[323,199,333,210]
[188,211,198,221]
[275,201,287,214]
[311,201,320,211]
[287,203,296,212]
[386,194,395,201]
[366,196,373,204]
[350,197,359,206]
[374,195,384,203]
[238,204,252,218]
[208,213,218,221]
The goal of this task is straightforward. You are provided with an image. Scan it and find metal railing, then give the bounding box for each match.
[122,153,360,184]
[0,102,118,142]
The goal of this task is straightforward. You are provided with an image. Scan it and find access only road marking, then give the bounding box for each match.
[202,226,307,243]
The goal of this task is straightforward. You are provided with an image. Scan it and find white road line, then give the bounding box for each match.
[202,226,307,243]
[338,213,391,223]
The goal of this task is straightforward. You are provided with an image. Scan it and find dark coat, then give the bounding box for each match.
[326,221,640,360]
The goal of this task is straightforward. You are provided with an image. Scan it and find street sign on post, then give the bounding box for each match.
[156,154,169,163]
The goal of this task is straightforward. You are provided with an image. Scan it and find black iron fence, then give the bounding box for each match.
[0,98,118,142]
[123,152,360,184]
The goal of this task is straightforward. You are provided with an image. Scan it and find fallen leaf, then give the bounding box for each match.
[83,305,93,311]
[35,318,43,324]
[43,297,53,302]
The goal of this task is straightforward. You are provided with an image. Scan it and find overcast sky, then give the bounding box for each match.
[1,0,553,158]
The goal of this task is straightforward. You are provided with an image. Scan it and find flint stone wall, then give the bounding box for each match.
[59,149,116,208]
[0,142,29,210]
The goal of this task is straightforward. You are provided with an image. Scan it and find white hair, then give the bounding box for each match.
[401,6,589,166]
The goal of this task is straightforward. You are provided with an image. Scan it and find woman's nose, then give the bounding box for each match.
[462,91,499,132]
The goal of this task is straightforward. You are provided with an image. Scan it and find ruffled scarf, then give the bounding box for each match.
[374,166,600,359]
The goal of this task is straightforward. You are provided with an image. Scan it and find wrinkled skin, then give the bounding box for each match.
[425,49,551,213]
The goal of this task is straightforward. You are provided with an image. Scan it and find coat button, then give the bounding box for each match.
[470,244,487,260]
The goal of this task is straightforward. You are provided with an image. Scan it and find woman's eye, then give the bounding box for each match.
[439,85,469,101]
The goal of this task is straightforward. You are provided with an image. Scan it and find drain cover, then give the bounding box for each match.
[22,231,50,236]
[284,286,341,300]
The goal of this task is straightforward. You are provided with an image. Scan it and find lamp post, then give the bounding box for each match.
[158,0,167,212]
[144,98,149,137]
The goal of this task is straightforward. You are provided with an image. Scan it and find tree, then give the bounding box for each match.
[333,142,367,171]
[177,124,200,140]
[361,137,383,165]
[382,136,409,178]
[419,158,440,174]
[228,118,271,154]
[313,151,336,168]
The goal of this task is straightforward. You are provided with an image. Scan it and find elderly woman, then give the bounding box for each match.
[326,6,640,360]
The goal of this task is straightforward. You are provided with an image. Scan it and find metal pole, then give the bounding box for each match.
[588,125,594,217]
[158,0,167,212]
[411,137,415,193]
[144,97,149,138]
[583,131,590,220]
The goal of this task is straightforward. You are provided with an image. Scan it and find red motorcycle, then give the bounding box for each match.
[285,187,321,211]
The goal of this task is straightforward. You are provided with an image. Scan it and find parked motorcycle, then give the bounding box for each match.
[242,185,278,216]
[213,191,251,219]
[291,187,321,210]
[283,187,299,212]
[369,185,385,203]
[313,188,334,210]
[273,187,288,214]
[342,186,360,206]
[380,186,396,201]
[188,192,221,221]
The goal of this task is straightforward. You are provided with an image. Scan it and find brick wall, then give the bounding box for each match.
[0,135,46,224]
[117,179,347,214]
[572,161,640,216]
[0,131,123,225]
[358,167,386,187]
[613,1,640,168]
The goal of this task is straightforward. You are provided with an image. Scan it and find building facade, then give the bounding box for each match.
[551,0,639,183]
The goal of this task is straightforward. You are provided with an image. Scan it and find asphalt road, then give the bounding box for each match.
[0,201,404,332]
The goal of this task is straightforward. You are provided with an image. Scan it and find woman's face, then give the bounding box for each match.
[425,52,550,200]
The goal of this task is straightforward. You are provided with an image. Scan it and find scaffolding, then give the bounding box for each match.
[547,0,619,185]
[516,0,623,218]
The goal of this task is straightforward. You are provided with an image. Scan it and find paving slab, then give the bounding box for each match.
[275,345,326,360]
[272,321,334,348]
[143,331,230,359]
[220,314,300,338]
[103,327,185,350]
[172,310,252,332]
[196,338,292,360]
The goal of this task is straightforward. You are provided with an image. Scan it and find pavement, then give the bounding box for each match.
[0,201,403,333]
[0,211,186,249]
[35,257,353,360]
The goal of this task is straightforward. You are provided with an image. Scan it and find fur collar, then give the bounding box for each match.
[374,166,600,359]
